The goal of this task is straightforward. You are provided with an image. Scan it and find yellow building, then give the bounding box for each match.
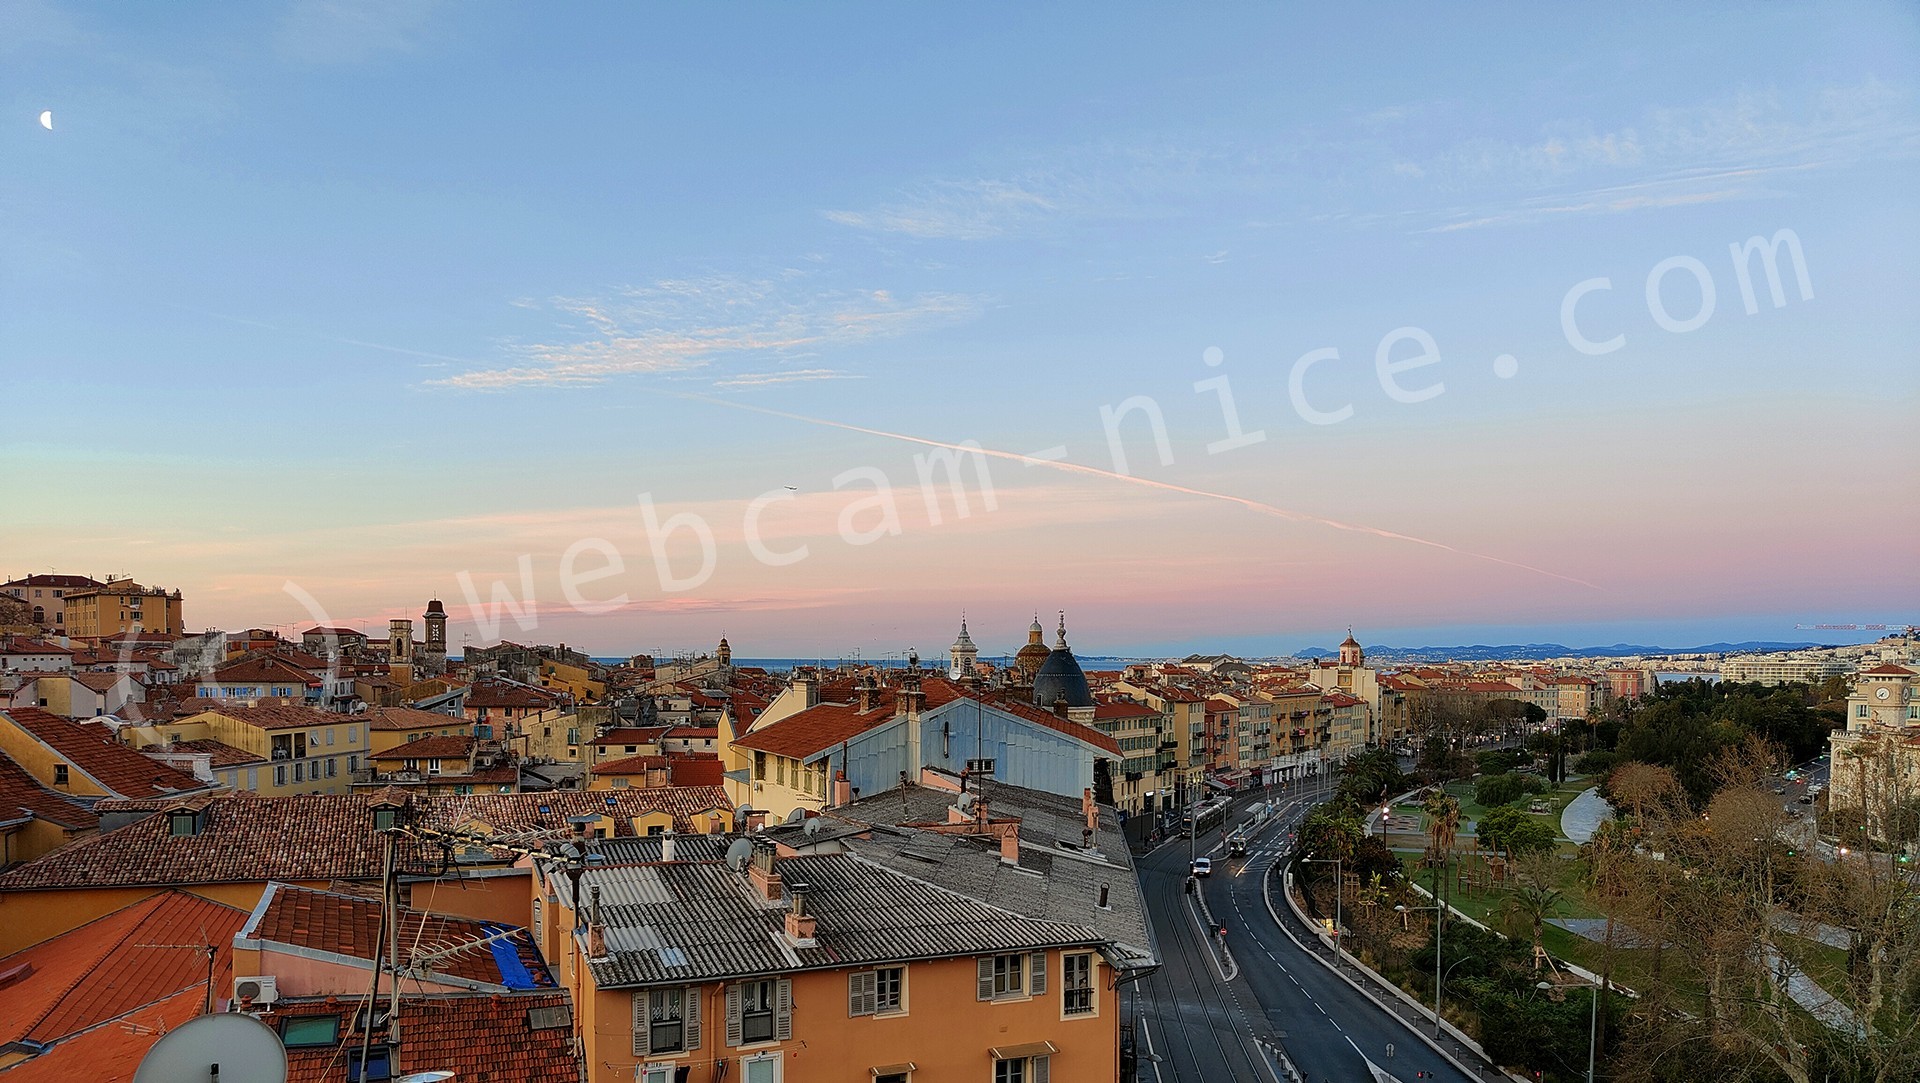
[61,580,184,640]
[124,703,370,796]
[0,751,100,866]
[515,707,588,764]
[535,657,606,701]
[366,705,475,755]
[0,707,211,804]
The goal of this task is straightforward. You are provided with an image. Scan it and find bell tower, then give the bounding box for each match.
[422,599,448,674]
[389,618,415,683]
[949,615,979,681]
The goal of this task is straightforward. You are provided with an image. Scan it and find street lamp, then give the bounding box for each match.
[1534,978,1603,1083]
[1302,855,1343,956]
[1396,901,1448,1037]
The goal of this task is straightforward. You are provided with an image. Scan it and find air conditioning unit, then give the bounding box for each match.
[233,975,279,1005]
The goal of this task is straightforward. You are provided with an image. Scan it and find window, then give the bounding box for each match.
[977,953,1046,1001]
[994,1056,1049,1083]
[776,757,787,786]
[247,767,258,789]
[1062,953,1095,1015]
[293,762,305,783]
[849,966,905,1016]
[632,986,700,1055]
[754,751,767,781]
[326,757,337,778]
[742,1053,781,1083]
[727,978,790,1046]
[346,1045,392,1082]
[53,763,69,785]
[280,1014,339,1047]
[274,765,288,787]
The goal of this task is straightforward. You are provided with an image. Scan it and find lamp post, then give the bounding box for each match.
[1396,901,1448,1037]
[1303,856,1343,956]
[1535,977,1602,1083]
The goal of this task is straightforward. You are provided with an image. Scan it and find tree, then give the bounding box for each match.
[1337,747,1407,805]
[1424,788,1461,868]
[1477,805,1555,861]
[1475,771,1548,809]
[1496,878,1564,972]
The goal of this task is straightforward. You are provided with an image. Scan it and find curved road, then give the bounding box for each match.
[1135,782,1494,1083]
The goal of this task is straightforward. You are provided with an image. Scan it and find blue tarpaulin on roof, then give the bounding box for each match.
[479,922,541,989]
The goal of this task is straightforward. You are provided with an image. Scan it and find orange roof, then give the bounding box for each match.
[279,992,578,1083]
[0,750,98,830]
[145,738,265,768]
[366,705,467,730]
[0,708,208,799]
[0,987,203,1083]
[244,883,554,990]
[0,890,248,1052]
[591,754,727,787]
[1862,663,1917,677]
[182,702,341,731]
[370,734,477,760]
[205,655,322,686]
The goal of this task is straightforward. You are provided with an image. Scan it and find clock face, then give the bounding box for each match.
[1877,687,1890,700]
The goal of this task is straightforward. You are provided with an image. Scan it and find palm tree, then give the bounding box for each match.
[1423,788,1461,868]
[1497,881,1565,972]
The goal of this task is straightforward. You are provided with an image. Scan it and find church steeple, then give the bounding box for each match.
[949,614,979,681]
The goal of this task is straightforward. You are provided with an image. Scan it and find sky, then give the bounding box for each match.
[3,2,1917,658]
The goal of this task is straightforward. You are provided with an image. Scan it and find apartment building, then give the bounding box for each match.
[61,580,185,640]
[0,575,103,632]
[125,703,371,795]
[1828,663,1920,843]
[546,839,1120,1083]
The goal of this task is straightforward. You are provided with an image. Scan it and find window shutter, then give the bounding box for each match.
[1032,1054,1050,1083]
[775,978,794,1041]
[977,956,995,1000]
[631,991,650,1056]
[684,985,701,1051]
[849,971,877,1017]
[725,984,743,1047]
[1029,951,1048,996]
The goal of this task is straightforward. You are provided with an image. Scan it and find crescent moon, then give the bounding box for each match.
[39,111,53,130]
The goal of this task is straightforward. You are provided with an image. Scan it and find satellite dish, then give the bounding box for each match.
[783,808,806,825]
[134,1012,287,1083]
[399,1074,458,1083]
[725,837,754,871]
[804,818,821,837]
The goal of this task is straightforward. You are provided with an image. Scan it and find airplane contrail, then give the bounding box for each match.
[676,392,1602,591]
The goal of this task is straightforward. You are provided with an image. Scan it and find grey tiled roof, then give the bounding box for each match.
[824,780,1156,969]
[578,851,1103,989]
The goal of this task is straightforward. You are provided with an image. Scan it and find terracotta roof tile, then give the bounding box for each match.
[0,750,99,830]
[205,655,323,687]
[146,738,267,768]
[0,891,248,1049]
[244,883,554,990]
[0,708,209,799]
[370,735,478,760]
[0,788,732,891]
[278,992,578,1083]
[366,706,467,731]
[591,754,726,787]
[181,703,347,731]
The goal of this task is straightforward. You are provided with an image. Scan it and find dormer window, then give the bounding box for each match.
[372,808,398,831]
[168,810,203,836]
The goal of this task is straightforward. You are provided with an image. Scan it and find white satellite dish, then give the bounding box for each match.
[398,1073,457,1083]
[134,1012,287,1083]
[724,837,754,871]
[804,817,821,837]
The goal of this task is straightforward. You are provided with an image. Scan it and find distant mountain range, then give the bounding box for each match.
[1291,641,1832,662]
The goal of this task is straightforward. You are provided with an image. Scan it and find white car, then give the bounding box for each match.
[1191,857,1213,877]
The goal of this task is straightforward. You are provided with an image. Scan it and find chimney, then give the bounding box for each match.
[586,885,609,961]
[857,676,876,713]
[784,880,817,945]
[999,825,1020,865]
[1083,787,1099,836]
[793,674,818,709]
[748,841,783,903]
[1053,698,1069,719]
[660,829,676,863]
[832,771,851,808]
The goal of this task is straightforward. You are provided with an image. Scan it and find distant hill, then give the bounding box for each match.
[1293,641,1832,662]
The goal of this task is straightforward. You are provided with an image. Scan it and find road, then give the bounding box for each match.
[1133,781,1492,1083]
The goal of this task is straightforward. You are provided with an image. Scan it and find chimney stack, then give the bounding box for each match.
[999,825,1020,865]
[660,829,676,863]
[784,881,818,945]
[586,885,609,961]
[832,771,852,808]
[748,841,783,903]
